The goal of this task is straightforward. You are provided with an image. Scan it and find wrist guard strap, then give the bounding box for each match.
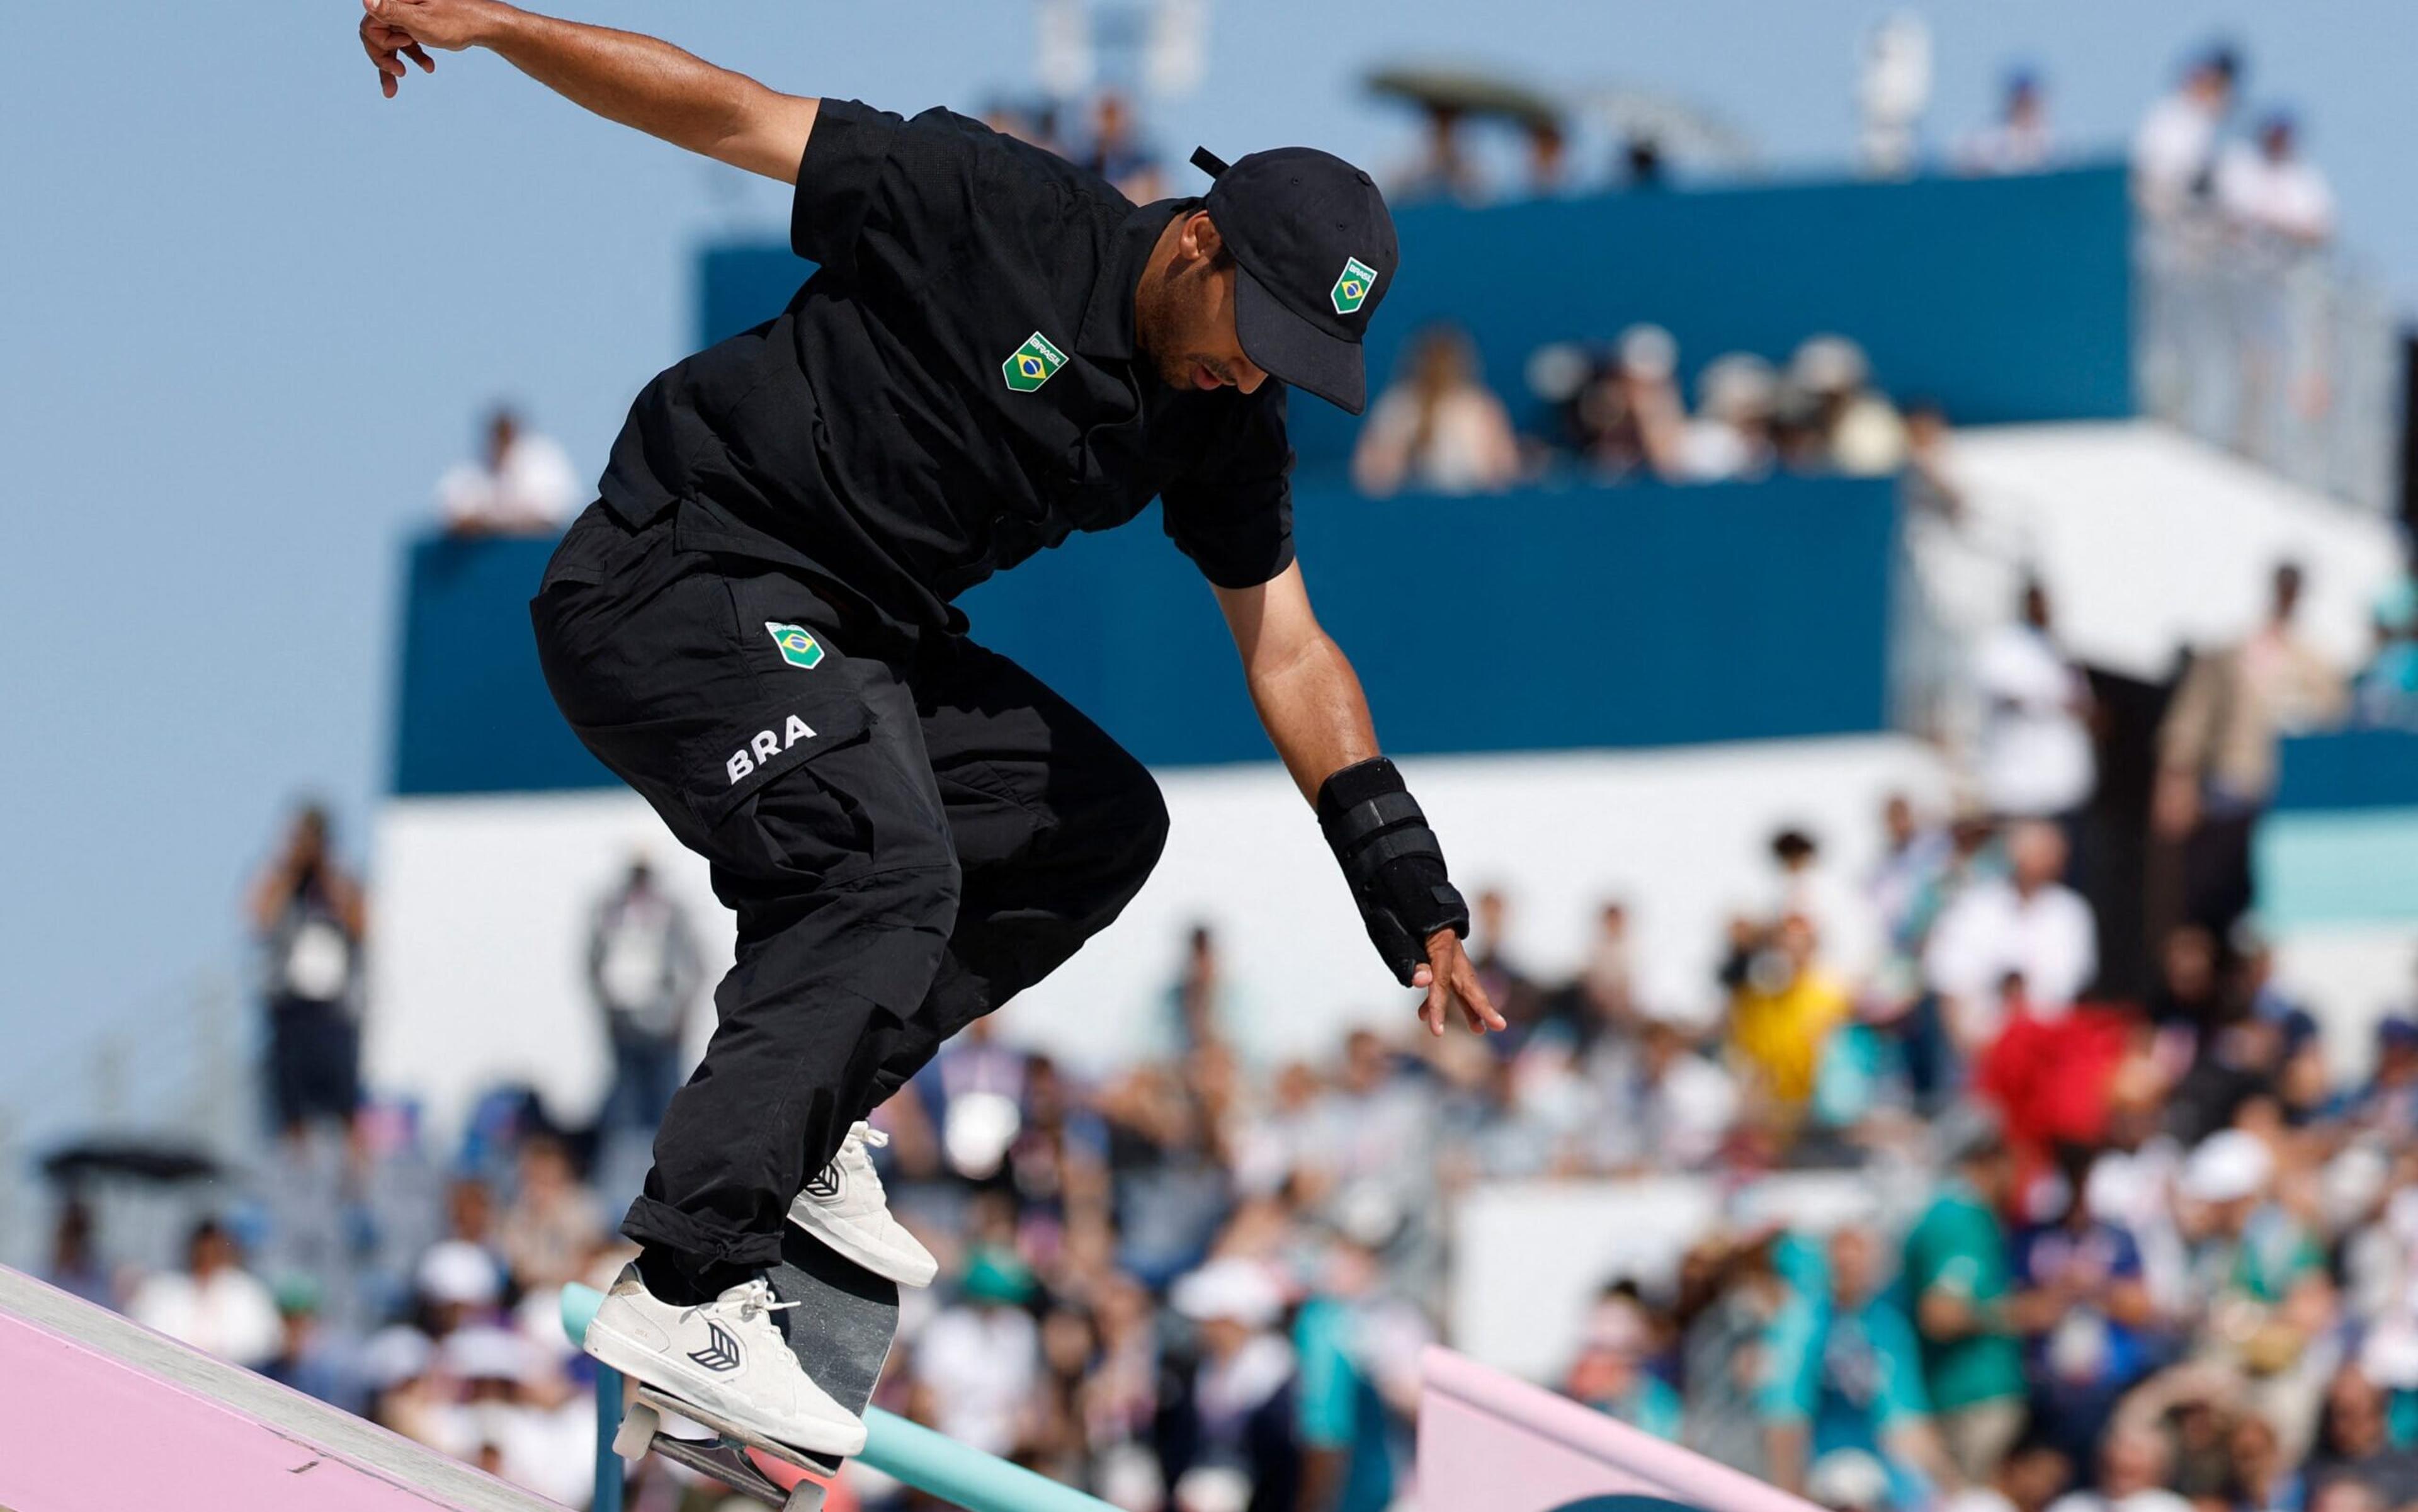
[1315,757,1470,986]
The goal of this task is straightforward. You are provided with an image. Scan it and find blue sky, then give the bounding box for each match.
[6,1,2417,1132]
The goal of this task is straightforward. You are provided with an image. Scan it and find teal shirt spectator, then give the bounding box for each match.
[1605,1373,1687,1441]
[1758,1289,1932,1461]
[1294,1297,1395,1512]
[1812,1020,1909,1130]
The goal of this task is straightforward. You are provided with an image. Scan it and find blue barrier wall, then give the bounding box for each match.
[703,164,2133,469]
[390,476,1897,795]
[392,535,612,796]
[2273,730,2418,812]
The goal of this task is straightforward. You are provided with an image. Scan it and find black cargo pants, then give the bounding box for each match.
[531,501,1169,1276]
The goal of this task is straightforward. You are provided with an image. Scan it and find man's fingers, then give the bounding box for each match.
[380,68,398,98]
[1460,962,1508,1032]
[404,42,435,71]
[1421,981,1447,1037]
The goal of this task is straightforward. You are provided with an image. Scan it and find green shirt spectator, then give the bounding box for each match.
[1903,1178,2028,1413]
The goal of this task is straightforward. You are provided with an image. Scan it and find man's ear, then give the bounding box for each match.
[1184,210,1223,264]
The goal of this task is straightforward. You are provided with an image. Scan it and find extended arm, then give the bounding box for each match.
[358,0,819,183]
[1214,562,1378,802]
[1215,564,1504,1037]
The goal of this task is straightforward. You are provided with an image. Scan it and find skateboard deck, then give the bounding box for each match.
[612,1226,899,1511]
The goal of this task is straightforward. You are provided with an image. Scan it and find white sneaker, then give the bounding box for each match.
[786,1122,938,1287]
[582,1265,867,1457]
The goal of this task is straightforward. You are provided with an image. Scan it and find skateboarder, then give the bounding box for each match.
[358,0,1504,1458]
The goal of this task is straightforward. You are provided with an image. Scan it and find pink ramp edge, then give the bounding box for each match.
[0,1268,558,1512]
[1417,1346,1820,1512]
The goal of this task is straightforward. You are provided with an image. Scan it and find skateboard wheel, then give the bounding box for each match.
[781,1480,829,1512]
[613,1402,661,1460]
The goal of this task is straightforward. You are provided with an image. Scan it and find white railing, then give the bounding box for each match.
[2136,212,2401,513]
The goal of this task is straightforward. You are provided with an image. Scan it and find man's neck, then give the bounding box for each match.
[1130,212,1188,365]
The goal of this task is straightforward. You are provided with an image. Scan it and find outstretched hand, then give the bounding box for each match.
[1410,929,1507,1038]
[360,0,499,98]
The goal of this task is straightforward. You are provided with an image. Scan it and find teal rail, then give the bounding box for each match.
[560,1283,1115,1512]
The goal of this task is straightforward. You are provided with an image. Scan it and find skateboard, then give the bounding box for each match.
[611,1226,899,1511]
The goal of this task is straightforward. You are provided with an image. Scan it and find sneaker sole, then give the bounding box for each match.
[786,1205,938,1289]
[583,1314,867,1458]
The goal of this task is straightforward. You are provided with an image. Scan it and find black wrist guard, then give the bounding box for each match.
[1315,756,1470,986]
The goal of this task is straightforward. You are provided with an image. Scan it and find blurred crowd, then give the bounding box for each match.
[33,533,2418,1512]
[1348,35,2348,504]
[1351,322,1933,497]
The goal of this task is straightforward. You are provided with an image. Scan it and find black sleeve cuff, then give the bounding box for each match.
[790,98,902,274]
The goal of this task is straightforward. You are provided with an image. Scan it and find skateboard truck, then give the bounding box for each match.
[614,1389,837,1511]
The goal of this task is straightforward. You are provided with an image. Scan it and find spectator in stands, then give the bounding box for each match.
[1679,1227,1794,1478]
[2045,1419,2192,1512]
[1681,353,1780,482]
[2353,1011,2418,1139]
[1924,821,2096,1049]
[1940,1440,2073,1512]
[1725,912,1853,1121]
[263,1276,364,1413]
[1904,1125,2029,1483]
[497,1133,602,1293]
[414,1234,505,1340]
[1589,1006,1740,1171]
[1957,69,2055,176]
[1973,580,2097,825]
[1623,133,1667,190]
[44,1199,110,1307]
[128,1217,283,1370]
[1576,899,1638,1037]
[1169,922,1235,1055]
[2175,1128,2326,1358]
[2216,112,2336,248]
[1397,101,1477,204]
[1468,886,1543,1038]
[584,855,703,1140]
[1599,323,1692,480]
[2156,562,2347,934]
[1164,1258,1302,1510]
[1524,118,1570,198]
[2133,44,2240,217]
[434,404,576,537]
[2308,1365,2418,1508]
[1856,11,1933,181]
[2010,1151,2159,1471]
[1349,324,1519,496]
[247,801,367,1144]
[1900,399,1965,523]
[1762,1222,1953,1504]
[2353,550,2418,729]
[1756,829,1880,994]
[1868,793,1952,964]
[1083,89,1164,205]
[1786,336,1909,477]
[1291,1232,1420,1512]
[1564,1288,1684,1439]
[916,1248,1044,1457]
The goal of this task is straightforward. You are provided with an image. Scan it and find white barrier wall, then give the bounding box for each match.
[368,736,1946,1140]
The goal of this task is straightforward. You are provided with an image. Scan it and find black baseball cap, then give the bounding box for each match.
[1191,145,1398,415]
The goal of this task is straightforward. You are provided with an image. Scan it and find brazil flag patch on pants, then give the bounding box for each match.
[765,622,826,670]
